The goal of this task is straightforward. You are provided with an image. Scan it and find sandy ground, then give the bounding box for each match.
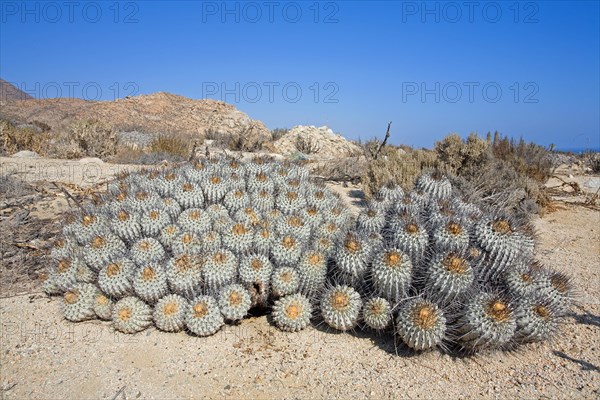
[0,156,599,399]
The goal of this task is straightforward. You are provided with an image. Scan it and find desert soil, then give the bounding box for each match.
[0,157,599,399]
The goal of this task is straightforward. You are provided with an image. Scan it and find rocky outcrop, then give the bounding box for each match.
[272,125,361,159]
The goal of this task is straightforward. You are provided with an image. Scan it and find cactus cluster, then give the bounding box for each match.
[45,158,573,354]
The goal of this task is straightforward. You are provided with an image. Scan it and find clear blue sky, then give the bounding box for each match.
[1,1,599,150]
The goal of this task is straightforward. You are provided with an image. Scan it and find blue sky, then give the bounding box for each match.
[1,1,599,150]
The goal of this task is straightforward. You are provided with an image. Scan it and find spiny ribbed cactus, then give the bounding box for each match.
[153,294,188,332]
[271,234,303,267]
[456,292,516,351]
[362,297,392,331]
[334,232,372,285]
[185,295,224,337]
[130,237,165,266]
[217,284,252,321]
[396,298,446,351]
[93,293,113,320]
[370,248,413,302]
[97,258,134,299]
[423,251,474,304]
[133,263,169,304]
[62,283,97,322]
[203,249,237,291]
[112,296,153,334]
[272,293,313,332]
[297,250,327,296]
[44,159,571,354]
[320,285,362,331]
[416,170,452,200]
[271,267,300,298]
[514,296,560,343]
[165,253,202,298]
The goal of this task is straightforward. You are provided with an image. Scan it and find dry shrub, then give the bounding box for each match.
[435,133,491,175]
[582,150,600,174]
[47,119,118,159]
[149,134,189,158]
[1,119,50,155]
[271,128,288,141]
[295,135,321,154]
[436,132,552,217]
[362,146,442,198]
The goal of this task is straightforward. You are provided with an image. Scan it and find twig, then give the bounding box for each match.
[52,182,85,211]
[188,141,198,162]
[373,121,392,160]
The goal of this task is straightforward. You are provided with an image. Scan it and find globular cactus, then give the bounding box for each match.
[239,253,273,307]
[370,248,413,302]
[200,230,222,253]
[271,234,303,267]
[386,218,428,266]
[177,208,212,236]
[165,253,202,298]
[514,296,560,343]
[396,298,446,351]
[431,220,470,252]
[112,296,153,334]
[297,250,328,296]
[130,237,165,266]
[140,208,171,237]
[252,227,273,256]
[224,189,250,212]
[416,171,452,200]
[133,263,169,304]
[185,295,224,337]
[320,285,362,331]
[173,181,205,209]
[455,292,516,351]
[271,267,300,298]
[334,232,372,285]
[203,249,237,291]
[356,207,386,235]
[250,189,275,213]
[276,190,307,215]
[158,224,181,251]
[272,293,313,332]
[153,294,188,332]
[423,251,474,304]
[535,270,575,314]
[217,284,252,321]
[62,283,98,322]
[377,185,404,202]
[171,232,203,256]
[160,197,182,219]
[222,222,254,254]
[202,174,228,204]
[109,209,142,242]
[93,293,113,320]
[362,297,392,331]
[503,261,548,299]
[97,258,135,299]
[83,233,126,271]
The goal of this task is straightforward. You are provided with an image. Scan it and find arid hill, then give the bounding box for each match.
[0,79,34,102]
[0,91,271,140]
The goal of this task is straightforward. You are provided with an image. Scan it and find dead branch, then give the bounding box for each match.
[52,182,85,211]
[188,140,198,162]
[373,121,392,160]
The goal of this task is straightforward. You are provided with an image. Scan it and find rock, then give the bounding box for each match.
[78,157,104,164]
[271,125,361,159]
[11,150,39,158]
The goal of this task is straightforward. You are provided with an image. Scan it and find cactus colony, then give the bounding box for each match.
[44,158,573,353]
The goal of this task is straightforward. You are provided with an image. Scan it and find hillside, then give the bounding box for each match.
[0,91,271,140]
[0,79,34,102]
